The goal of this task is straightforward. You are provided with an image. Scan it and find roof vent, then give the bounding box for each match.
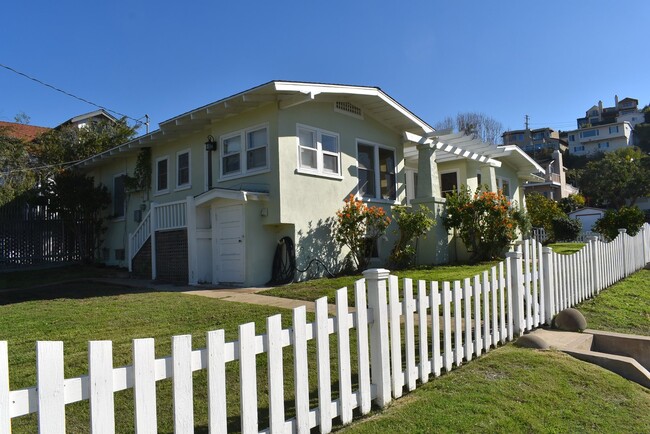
[335,101,363,119]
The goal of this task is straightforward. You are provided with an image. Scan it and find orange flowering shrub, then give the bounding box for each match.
[335,194,391,271]
[443,186,529,261]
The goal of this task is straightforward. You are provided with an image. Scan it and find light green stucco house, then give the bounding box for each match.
[77,81,543,286]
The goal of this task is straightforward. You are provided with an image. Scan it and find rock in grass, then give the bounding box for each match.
[553,308,587,332]
[515,334,549,349]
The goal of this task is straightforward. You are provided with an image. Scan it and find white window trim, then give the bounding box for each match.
[154,156,170,196]
[219,123,270,181]
[439,169,460,196]
[296,123,342,179]
[112,172,126,221]
[175,148,192,191]
[405,168,418,205]
[355,139,398,204]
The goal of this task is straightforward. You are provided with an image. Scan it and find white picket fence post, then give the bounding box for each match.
[542,247,555,324]
[618,229,627,278]
[0,342,9,434]
[362,268,391,408]
[506,246,525,336]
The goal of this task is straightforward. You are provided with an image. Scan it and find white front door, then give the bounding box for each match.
[215,204,245,283]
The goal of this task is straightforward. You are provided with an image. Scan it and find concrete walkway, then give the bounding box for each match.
[87,277,337,314]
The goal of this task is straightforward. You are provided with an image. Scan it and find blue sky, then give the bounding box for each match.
[2,1,648,136]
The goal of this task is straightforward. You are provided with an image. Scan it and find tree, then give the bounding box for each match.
[42,170,111,262]
[33,117,136,178]
[558,193,585,214]
[593,206,646,241]
[579,148,650,208]
[525,192,566,241]
[0,127,36,206]
[435,112,504,144]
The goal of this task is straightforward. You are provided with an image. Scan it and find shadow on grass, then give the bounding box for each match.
[0,281,157,306]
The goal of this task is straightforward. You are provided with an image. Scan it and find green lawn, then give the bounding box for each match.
[577,269,650,336]
[1,283,333,433]
[262,262,500,305]
[548,242,586,255]
[0,264,124,290]
[337,346,650,433]
[337,267,650,433]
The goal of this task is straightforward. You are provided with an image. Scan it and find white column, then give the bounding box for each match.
[363,268,391,408]
[416,143,440,198]
[186,196,198,285]
[480,164,497,192]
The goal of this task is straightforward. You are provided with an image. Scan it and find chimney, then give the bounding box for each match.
[615,95,619,108]
[598,100,603,113]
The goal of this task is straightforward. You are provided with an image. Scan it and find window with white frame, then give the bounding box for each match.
[156,157,169,194]
[220,125,269,178]
[113,173,126,218]
[176,150,190,189]
[297,125,340,176]
[357,142,396,200]
[440,171,459,197]
[608,125,619,134]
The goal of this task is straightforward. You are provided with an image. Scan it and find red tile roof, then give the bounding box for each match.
[0,121,50,141]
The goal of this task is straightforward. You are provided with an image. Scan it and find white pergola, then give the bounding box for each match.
[403,130,544,200]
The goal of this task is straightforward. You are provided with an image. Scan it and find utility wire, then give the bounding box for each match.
[0,159,84,176]
[0,62,142,125]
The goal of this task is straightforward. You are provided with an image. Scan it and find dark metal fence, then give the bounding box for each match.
[0,195,93,270]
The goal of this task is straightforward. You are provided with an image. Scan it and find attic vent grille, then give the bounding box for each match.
[335,101,363,119]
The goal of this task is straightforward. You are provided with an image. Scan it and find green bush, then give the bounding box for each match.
[593,206,646,241]
[389,205,435,269]
[550,216,582,241]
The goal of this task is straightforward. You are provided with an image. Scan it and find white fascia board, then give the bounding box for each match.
[194,188,269,207]
[496,145,545,173]
[275,82,435,134]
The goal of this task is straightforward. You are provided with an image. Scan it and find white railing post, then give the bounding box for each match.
[363,268,391,408]
[150,202,157,281]
[506,247,525,336]
[542,247,555,325]
[618,228,627,277]
[128,233,133,272]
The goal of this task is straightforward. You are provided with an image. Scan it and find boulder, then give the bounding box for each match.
[515,334,549,350]
[553,308,587,332]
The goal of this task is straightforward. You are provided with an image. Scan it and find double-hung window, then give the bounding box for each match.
[357,142,396,200]
[220,125,269,179]
[297,125,340,177]
[156,156,169,194]
[176,150,190,189]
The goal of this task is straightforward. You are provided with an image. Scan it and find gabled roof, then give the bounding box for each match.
[59,109,118,128]
[77,80,435,168]
[0,121,50,141]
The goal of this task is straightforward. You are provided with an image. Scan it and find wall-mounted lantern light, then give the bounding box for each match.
[205,135,217,152]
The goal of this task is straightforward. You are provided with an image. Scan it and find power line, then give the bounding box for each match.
[0,159,84,176]
[0,62,142,125]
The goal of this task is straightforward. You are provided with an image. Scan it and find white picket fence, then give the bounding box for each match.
[1,224,649,433]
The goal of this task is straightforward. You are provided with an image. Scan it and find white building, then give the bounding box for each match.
[566,121,633,156]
